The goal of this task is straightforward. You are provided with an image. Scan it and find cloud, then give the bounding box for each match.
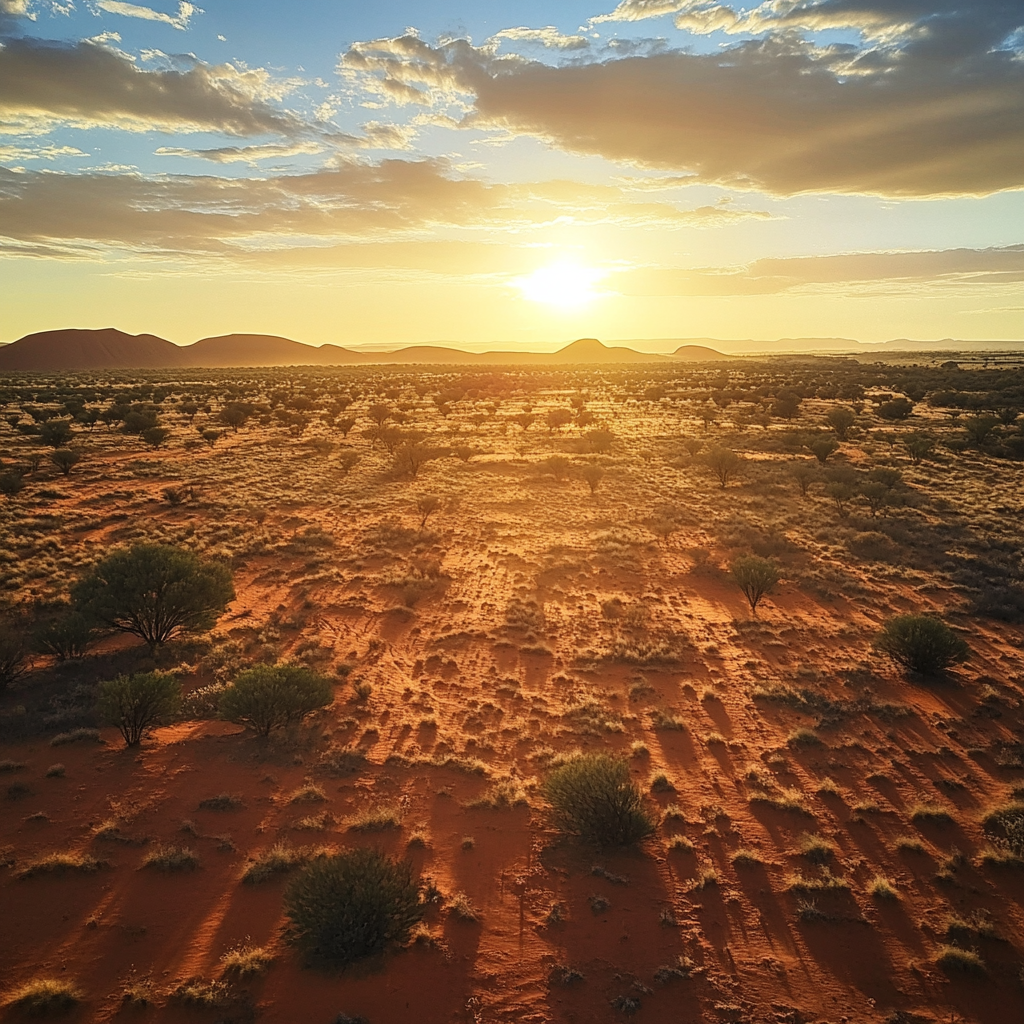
[612,246,1024,296]
[0,160,770,262]
[155,140,324,164]
[0,36,307,137]
[0,141,88,160]
[92,1,200,31]
[491,26,590,51]
[339,4,1024,197]
[592,1,690,22]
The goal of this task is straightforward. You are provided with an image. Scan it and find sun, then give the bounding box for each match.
[517,262,603,308]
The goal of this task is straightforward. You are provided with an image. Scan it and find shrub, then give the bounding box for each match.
[221,942,273,977]
[5,978,82,1015]
[541,753,655,846]
[705,447,742,487]
[730,555,780,614]
[874,614,969,676]
[141,845,199,871]
[935,945,985,975]
[219,664,333,737]
[72,543,234,650]
[34,609,96,661]
[49,449,80,476]
[808,437,839,464]
[826,406,856,439]
[283,848,423,967]
[876,397,914,421]
[0,622,29,691]
[580,464,605,494]
[96,672,181,747]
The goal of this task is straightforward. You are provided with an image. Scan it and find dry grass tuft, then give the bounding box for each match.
[5,978,82,1015]
[17,851,101,878]
[345,804,403,832]
[241,842,330,883]
[935,945,986,975]
[141,845,199,871]
[220,942,274,977]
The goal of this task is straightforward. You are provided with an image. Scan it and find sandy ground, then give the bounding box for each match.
[1,368,1023,1023]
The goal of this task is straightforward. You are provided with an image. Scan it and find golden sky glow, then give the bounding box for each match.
[0,0,1021,348]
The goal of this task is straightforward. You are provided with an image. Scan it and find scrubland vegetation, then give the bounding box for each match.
[1,353,1023,1022]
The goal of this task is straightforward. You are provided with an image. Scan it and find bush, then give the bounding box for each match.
[874,614,969,676]
[97,672,181,747]
[705,447,742,487]
[5,978,82,1015]
[283,848,423,967]
[219,664,333,736]
[0,622,29,691]
[72,543,234,650]
[730,555,780,614]
[34,608,96,661]
[49,449,81,476]
[825,406,855,439]
[541,753,655,846]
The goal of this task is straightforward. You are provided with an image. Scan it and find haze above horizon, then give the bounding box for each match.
[0,0,1022,348]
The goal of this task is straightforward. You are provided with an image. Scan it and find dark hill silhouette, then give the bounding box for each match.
[0,328,187,370]
[182,334,364,367]
[672,344,732,361]
[0,329,726,370]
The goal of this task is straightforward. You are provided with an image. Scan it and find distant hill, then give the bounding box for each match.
[671,344,732,361]
[0,330,719,370]
[183,334,363,367]
[0,328,186,370]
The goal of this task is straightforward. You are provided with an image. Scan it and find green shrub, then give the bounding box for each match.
[219,664,333,737]
[730,555,781,614]
[541,753,655,846]
[284,848,423,967]
[874,614,969,676]
[34,609,96,661]
[72,543,234,650]
[96,672,181,747]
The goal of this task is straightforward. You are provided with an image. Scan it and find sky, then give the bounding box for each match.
[0,0,1022,349]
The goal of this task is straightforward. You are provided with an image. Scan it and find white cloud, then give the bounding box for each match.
[91,0,200,31]
[491,26,590,51]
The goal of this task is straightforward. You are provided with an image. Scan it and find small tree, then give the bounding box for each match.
[219,404,248,432]
[731,555,780,614]
[585,428,614,454]
[543,455,570,481]
[142,426,171,448]
[808,437,839,464]
[705,447,742,487]
[874,614,969,677]
[963,415,1000,447]
[545,408,573,433]
[337,451,359,476]
[903,432,934,464]
[580,464,605,494]
[826,406,856,440]
[218,664,333,736]
[542,753,655,846]
[392,442,435,479]
[50,449,81,476]
[877,398,914,421]
[39,419,74,448]
[34,608,96,661]
[72,543,234,650]
[337,417,357,438]
[790,462,817,496]
[284,848,423,967]
[97,671,181,747]
[415,494,441,530]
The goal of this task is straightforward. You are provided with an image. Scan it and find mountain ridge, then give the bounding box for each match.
[0,329,728,370]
